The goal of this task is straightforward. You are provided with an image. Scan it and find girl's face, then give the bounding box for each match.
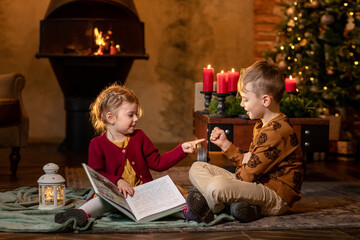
[109,101,139,136]
[239,83,265,120]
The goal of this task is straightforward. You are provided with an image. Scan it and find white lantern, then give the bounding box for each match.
[38,163,66,210]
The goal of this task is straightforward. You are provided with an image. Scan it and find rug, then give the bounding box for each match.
[65,167,360,232]
[89,181,360,233]
[0,168,359,233]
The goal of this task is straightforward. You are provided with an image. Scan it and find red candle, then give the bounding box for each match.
[227,68,239,92]
[217,70,228,93]
[203,64,214,92]
[285,75,296,92]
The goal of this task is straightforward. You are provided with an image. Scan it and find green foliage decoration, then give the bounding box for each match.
[280,92,319,117]
[208,95,246,115]
[208,93,318,118]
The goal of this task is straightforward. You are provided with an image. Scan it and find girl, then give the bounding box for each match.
[55,83,204,227]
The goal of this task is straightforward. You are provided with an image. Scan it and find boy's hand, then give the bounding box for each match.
[210,127,231,151]
[182,138,205,153]
[117,179,134,198]
[242,152,251,164]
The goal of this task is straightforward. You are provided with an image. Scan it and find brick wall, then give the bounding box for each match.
[253,0,286,61]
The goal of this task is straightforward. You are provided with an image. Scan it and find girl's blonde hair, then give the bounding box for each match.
[89,83,142,135]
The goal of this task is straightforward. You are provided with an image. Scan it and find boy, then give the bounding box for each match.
[183,61,305,223]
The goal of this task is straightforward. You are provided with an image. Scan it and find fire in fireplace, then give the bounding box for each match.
[36,0,148,153]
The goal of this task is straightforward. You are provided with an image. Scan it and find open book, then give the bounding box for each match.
[82,163,186,223]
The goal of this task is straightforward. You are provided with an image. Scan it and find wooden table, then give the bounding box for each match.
[193,112,330,161]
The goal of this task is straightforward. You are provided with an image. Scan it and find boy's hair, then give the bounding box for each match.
[89,83,142,135]
[238,60,285,103]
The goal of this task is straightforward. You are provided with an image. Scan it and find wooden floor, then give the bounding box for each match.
[0,143,360,239]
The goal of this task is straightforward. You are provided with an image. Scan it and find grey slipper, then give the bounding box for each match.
[185,190,214,223]
[230,201,262,222]
[54,209,88,227]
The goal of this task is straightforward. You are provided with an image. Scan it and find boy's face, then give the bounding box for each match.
[239,83,265,120]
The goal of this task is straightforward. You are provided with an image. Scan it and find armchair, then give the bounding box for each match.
[0,73,29,174]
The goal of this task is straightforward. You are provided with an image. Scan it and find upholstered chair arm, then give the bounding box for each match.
[0,73,25,99]
[0,73,29,146]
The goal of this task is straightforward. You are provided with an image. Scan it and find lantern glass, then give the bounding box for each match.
[56,185,65,205]
[44,186,54,205]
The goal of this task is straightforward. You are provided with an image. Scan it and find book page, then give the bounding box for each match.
[126,175,186,221]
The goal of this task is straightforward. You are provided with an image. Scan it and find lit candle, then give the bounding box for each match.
[227,68,239,92]
[285,75,296,92]
[203,64,214,92]
[217,70,228,93]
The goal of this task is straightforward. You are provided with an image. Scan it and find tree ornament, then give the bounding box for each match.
[344,16,355,37]
[287,19,296,27]
[310,0,319,8]
[299,38,307,46]
[278,60,287,70]
[326,67,335,75]
[286,7,295,17]
[346,16,355,31]
[321,13,335,25]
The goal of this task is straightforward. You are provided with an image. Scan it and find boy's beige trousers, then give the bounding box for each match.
[189,162,289,216]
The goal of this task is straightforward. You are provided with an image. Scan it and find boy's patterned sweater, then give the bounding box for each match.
[224,113,305,206]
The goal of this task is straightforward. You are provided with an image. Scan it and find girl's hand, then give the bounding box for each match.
[210,127,231,151]
[181,138,205,153]
[117,179,134,198]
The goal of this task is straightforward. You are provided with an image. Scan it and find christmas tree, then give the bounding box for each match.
[265,0,360,114]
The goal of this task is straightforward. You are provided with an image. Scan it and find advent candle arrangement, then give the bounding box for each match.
[216,70,228,93]
[227,68,240,93]
[203,65,214,92]
[285,75,297,92]
[199,65,240,117]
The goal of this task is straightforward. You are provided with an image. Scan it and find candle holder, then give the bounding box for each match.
[197,91,213,114]
[210,93,230,118]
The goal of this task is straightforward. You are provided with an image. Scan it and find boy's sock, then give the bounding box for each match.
[183,189,214,223]
[230,202,262,223]
[54,209,89,227]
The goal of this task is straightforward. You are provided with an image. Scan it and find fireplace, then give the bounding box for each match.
[36,0,148,153]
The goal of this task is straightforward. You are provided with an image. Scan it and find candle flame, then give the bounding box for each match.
[221,70,224,73]
[207,64,211,69]
[289,75,293,80]
[231,68,235,72]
